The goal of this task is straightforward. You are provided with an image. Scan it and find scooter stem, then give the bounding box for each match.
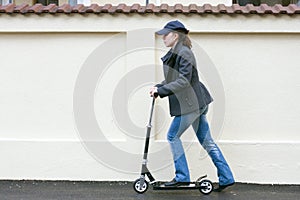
[142,97,156,161]
[148,97,156,126]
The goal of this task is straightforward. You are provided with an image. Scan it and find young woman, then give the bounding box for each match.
[150,20,235,192]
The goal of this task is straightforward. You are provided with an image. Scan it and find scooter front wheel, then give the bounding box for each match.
[133,178,149,194]
[199,179,213,195]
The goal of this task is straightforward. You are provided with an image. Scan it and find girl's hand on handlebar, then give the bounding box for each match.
[150,87,158,98]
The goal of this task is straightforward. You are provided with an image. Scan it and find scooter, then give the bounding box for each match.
[133,97,214,195]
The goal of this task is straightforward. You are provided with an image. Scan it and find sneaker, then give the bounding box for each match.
[164,178,190,187]
[213,182,235,192]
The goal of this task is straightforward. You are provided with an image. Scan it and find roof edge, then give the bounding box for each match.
[0,3,300,15]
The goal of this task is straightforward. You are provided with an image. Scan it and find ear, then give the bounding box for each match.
[172,33,180,42]
[174,33,179,39]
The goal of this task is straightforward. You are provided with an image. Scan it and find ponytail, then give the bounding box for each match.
[178,32,192,49]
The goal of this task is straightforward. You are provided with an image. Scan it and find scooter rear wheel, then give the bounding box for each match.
[199,179,213,195]
[133,178,149,194]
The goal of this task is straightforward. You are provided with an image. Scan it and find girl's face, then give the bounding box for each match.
[162,32,178,48]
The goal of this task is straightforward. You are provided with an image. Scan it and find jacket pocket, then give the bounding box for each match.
[185,97,193,107]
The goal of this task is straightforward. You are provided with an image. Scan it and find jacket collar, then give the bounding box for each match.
[172,41,183,55]
[161,41,183,62]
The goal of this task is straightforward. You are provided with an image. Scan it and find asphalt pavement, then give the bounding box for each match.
[1,180,300,200]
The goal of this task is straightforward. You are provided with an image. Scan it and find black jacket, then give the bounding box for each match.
[156,42,213,116]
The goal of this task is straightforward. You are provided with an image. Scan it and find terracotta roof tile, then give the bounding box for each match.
[27,3,43,13]
[217,4,228,13]
[0,3,14,13]
[85,4,100,13]
[0,3,299,15]
[115,3,128,13]
[57,4,72,13]
[14,3,29,14]
[203,4,213,13]
[188,4,198,13]
[260,3,274,14]
[145,3,155,13]
[72,4,86,13]
[245,4,258,14]
[159,4,169,13]
[130,3,140,13]
[232,4,243,13]
[42,3,58,13]
[287,4,300,14]
[173,4,183,13]
[101,4,112,13]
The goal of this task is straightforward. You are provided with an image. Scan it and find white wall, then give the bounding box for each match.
[0,13,300,184]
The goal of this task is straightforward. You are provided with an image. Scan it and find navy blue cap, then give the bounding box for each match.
[156,20,189,35]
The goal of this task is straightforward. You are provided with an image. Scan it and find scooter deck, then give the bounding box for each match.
[153,182,203,190]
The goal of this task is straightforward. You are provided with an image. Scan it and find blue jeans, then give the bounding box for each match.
[167,107,235,185]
